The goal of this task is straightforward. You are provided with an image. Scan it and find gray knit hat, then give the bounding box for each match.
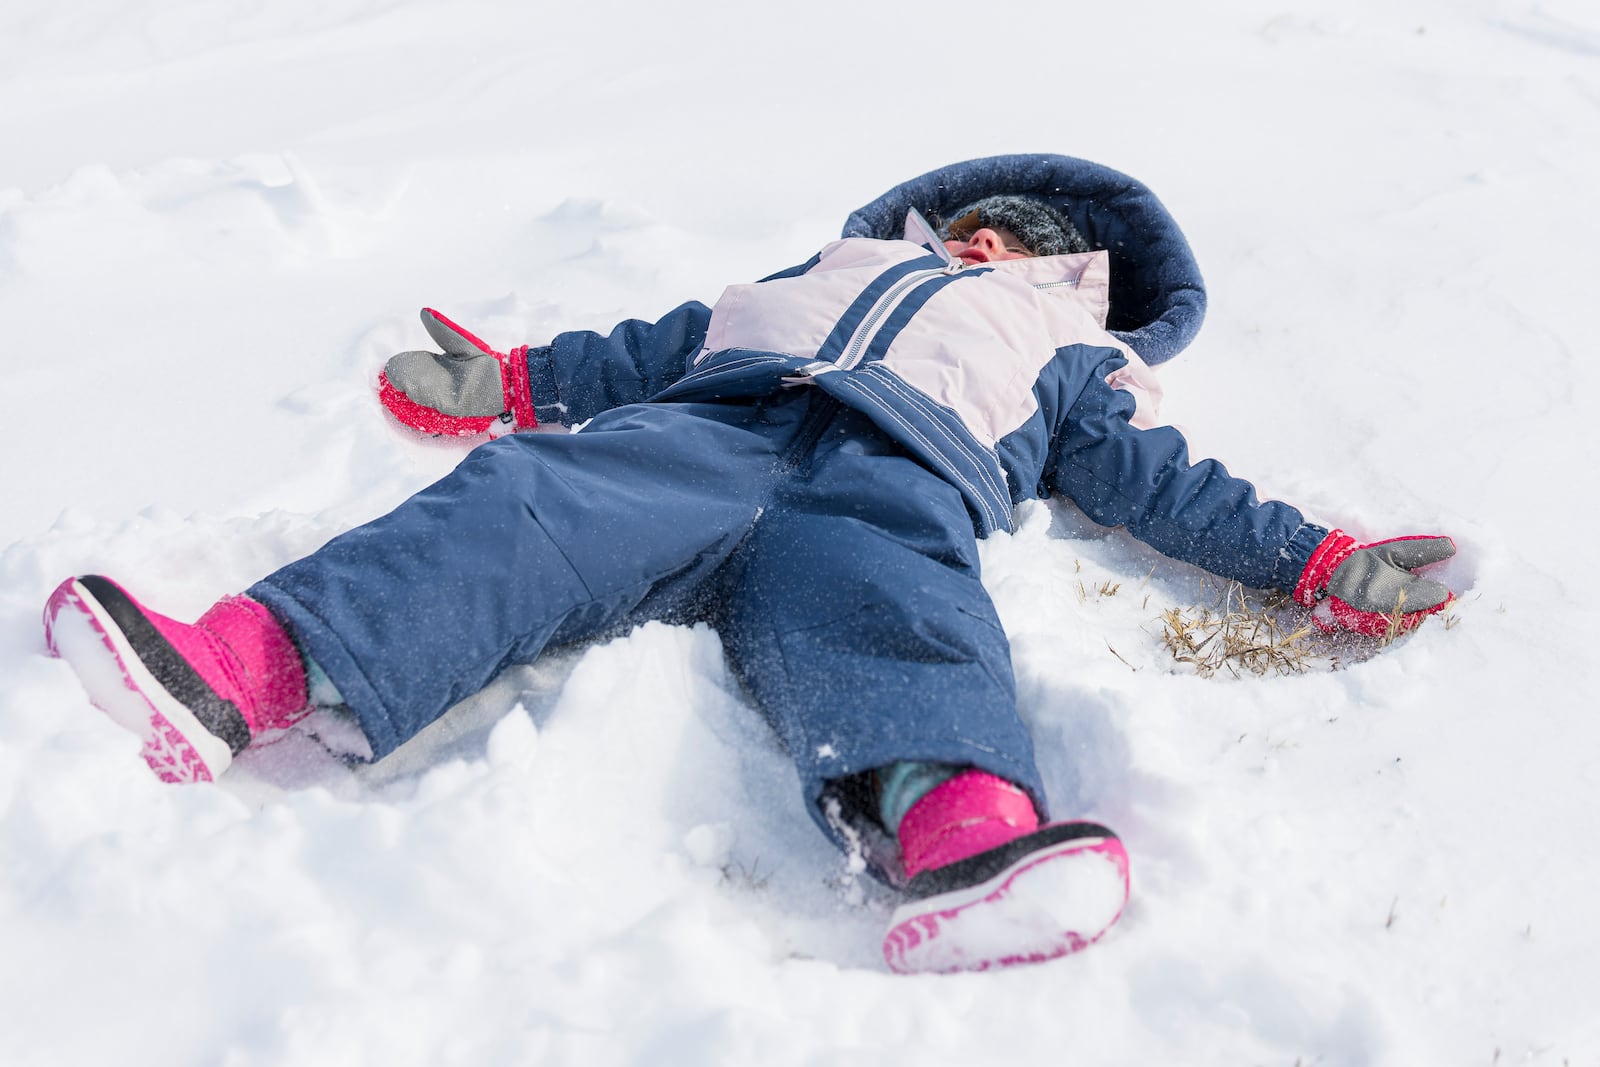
[941,194,1091,256]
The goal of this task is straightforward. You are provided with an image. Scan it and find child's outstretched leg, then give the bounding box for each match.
[44,400,801,780]
[717,418,1131,974]
[43,576,312,783]
[879,766,1129,975]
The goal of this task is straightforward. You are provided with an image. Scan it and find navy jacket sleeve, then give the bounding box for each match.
[1043,351,1328,592]
[521,300,712,426]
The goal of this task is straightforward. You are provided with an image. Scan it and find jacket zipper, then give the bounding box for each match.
[836,263,962,371]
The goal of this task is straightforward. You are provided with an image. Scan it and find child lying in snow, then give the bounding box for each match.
[42,169,1456,975]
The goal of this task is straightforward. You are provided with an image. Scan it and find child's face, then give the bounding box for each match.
[943,226,1037,265]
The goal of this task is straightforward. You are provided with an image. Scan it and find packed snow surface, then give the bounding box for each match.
[2,1,1597,1063]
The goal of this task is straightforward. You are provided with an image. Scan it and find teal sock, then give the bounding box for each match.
[301,650,346,708]
[877,761,964,834]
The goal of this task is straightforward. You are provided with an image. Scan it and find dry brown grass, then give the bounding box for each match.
[1378,587,1409,646]
[1157,580,1457,677]
[1158,581,1318,678]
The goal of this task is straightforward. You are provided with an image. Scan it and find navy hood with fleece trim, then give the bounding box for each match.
[840,154,1206,367]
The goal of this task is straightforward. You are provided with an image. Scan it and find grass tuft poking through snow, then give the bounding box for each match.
[1158,582,1318,678]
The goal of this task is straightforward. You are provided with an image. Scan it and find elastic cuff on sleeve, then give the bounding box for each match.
[1275,522,1332,592]
[523,345,566,425]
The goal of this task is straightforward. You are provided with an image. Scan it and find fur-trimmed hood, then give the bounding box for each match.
[841,154,1206,367]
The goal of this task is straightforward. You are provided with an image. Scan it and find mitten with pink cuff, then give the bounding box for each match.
[377,308,538,436]
[1293,530,1456,636]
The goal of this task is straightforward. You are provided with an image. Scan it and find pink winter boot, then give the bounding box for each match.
[882,770,1131,975]
[43,575,311,783]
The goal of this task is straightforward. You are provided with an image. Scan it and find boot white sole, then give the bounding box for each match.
[883,834,1129,974]
[44,578,233,783]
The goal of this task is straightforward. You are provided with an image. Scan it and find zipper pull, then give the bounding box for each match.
[782,360,837,386]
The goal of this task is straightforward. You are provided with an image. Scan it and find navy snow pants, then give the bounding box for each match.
[249,390,1046,843]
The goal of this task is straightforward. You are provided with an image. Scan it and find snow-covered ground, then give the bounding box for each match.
[3,0,1597,1063]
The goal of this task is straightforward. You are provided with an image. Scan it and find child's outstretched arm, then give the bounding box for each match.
[1043,366,1454,635]
[378,301,713,435]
